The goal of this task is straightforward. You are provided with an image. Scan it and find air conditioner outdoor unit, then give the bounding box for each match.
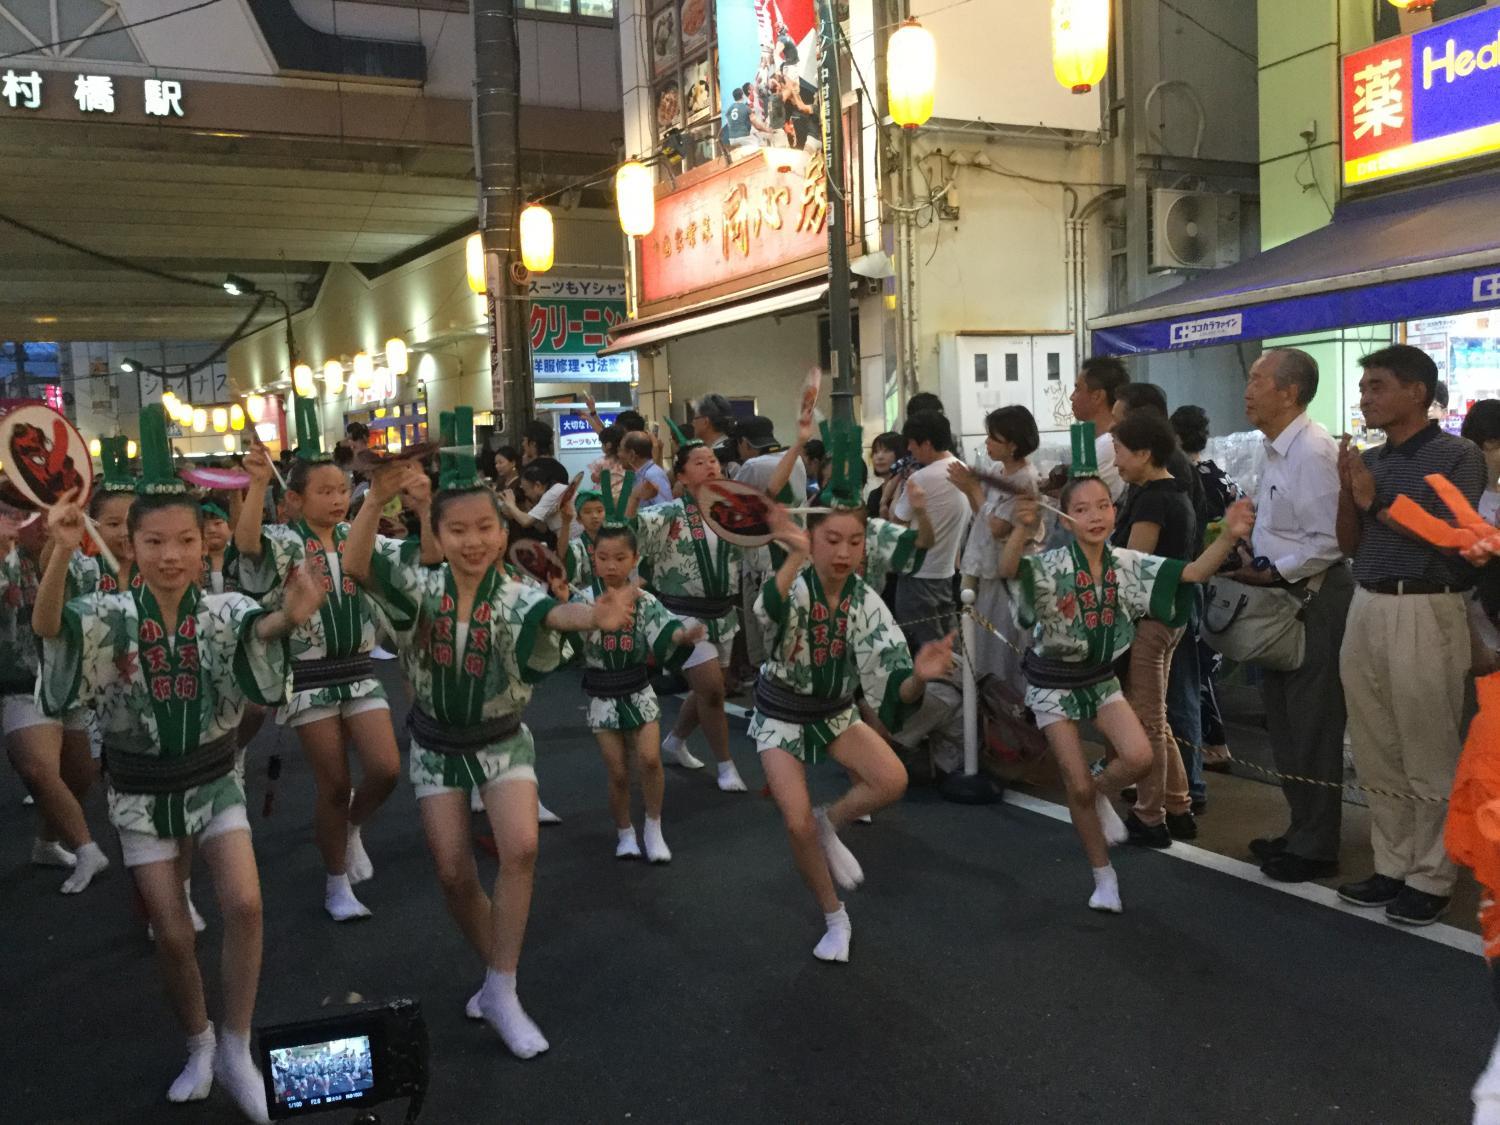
[1149,189,1242,271]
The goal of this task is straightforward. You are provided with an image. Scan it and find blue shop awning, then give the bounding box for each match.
[1089,171,1500,355]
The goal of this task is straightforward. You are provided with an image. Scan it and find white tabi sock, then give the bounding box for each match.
[60,841,109,894]
[615,825,641,860]
[184,878,207,934]
[345,826,374,885]
[662,733,705,769]
[642,816,672,864]
[1088,864,1123,914]
[479,969,549,1059]
[470,788,486,813]
[716,760,747,792]
[167,1023,215,1103]
[537,798,562,825]
[31,838,76,868]
[1475,1027,1500,1125]
[214,1028,270,1123]
[1095,791,1129,847]
[814,806,864,891]
[813,904,852,963]
[465,985,485,1021]
[324,873,372,922]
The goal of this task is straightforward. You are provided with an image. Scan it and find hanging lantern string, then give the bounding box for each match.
[525,151,675,210]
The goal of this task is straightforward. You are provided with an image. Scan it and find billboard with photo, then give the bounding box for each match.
[714,0,821,152]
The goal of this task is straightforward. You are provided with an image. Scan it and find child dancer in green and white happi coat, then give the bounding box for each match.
[343,407,643,1062]
[629,428,749,791]
[33,405,326,1123]
[751,419,955,964]
[998,422,1256,915]
[571,500,700,862]
[233,395,439,922]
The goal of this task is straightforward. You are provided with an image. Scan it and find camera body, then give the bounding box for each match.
[258,998,427,1121]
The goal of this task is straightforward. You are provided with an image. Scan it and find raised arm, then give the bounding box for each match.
[542,578,640,633]
[768,378,818,499]
[1183,499,1255,584]
[33,490,86,639]
[769,507,810,600]
[344,462,415,583]
[235,444,274,559]
[998,498,1042,580]
[254,564,328,640]
[402,471,441,566]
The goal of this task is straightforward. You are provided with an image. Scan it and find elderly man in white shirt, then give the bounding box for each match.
[1226,348,1352,883]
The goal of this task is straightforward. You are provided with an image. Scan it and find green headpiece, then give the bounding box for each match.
[293,393,327,463]
[201,501,229,522]
[663,416,702,453]
[1070,421,1100,479]
[597,468,635,528]
[820,418,865,511]
[136,404,188,495]
[438,407,478,490]
[97,436,136,494]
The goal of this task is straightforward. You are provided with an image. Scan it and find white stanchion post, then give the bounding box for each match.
[960,587,979,777]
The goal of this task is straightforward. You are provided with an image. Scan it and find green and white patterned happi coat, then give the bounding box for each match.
[67,550,141,599]
[749,566,917,764]
[1009,543,1190,722]
[570,587,690,732]
[861,517,925,593]
[635,497,742,643]
[365,549,563,793]
[564,534,596,589]
[39,590,286,838]
[0,548,41,695]
[236,522,411,719]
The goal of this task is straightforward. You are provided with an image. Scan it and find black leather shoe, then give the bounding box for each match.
[1260,853,1338,883]
[1166,811,1198,840]
[1248,836,1288,862]
[1337,873,1405,907]
[1385,887,1451,926]
[1190,796,1208,815]
[1125,811,1171,848]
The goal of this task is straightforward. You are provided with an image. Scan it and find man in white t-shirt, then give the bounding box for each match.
[892,409,970,646]
[1067,356,1131,502]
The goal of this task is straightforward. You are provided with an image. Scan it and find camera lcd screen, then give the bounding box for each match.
[268,1035,376,1114]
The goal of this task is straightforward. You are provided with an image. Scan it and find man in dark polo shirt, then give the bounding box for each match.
[1336,343,1487,926]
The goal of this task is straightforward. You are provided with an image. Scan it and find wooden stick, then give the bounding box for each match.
[82,513,121,576]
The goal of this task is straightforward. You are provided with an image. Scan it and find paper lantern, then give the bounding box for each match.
[89,437,102,456]
[520,204,555,273]
[126,440,138,459]
[223,434,237,451]
[245,394,266,424]
[466,232,486,294]
[323,359,345,396]
[292,362,315,398]
[192,409,207,434]
[887,20,937,128]
[211,407,228,433]
[230,404,246,431]
[174,401,194,426]
[1387,0,1434,8]
[353,352,374,391]
[615,161,655,237]
[1052,0,1110,94]
[384,337,409,376]
[161,390,179,415]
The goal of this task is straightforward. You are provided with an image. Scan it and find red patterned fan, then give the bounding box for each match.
[0,405,93,510]
[507,539,566,588]
[696,478,780,548]
[351,442,440,473]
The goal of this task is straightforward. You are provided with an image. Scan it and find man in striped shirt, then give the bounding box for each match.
[1336,343,1487,927]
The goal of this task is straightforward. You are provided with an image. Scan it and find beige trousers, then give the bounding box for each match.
[1339,587,1466,896]
[1126,619,1189,826]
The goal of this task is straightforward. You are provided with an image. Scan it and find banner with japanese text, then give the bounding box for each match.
[526,278,635,383]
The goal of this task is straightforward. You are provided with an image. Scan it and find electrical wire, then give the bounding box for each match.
[0,0,228,62]
[130,294,270,379]
[0,208,225,291]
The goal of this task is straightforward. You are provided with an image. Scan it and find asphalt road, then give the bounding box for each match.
[0,665,1492,1124]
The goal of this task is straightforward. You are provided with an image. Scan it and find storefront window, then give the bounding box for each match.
[650,0,718,171]
[523,0,613,17]
[1408,312,1500,434]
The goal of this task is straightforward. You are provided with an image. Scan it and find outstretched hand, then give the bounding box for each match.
[1223,497,1256,540]
[913,632,956,683]
[593,580,641,632]
[244,443,274,487]
[677,620,707,647]
[47,488,86,552]
[768,502,809,555]
[1013,497,1043,532]
[282,564,328,626]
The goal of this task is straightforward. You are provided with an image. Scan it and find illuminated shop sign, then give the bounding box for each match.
[1343,4,1500,186]
[1,69,184,117]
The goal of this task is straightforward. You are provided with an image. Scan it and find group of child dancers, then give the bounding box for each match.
[8,384,1264,1122]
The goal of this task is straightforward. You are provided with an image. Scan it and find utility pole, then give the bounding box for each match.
[473,0,532,446]
[816,0,855,424]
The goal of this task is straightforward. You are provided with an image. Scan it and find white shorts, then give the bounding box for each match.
[680,615,733,670]
[288,697,390,730]
[413,761,536,802]
[118,803,250,867]
[2,694,59,737]
[1032,691,1126,730]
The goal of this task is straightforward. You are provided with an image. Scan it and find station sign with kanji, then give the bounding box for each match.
[1,68,185,118]
[1342,4,1500,186]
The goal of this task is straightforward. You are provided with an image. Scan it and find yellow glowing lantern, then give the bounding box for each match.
[127,440,138,459]
[887,20,936,129]
[353,351,374,391]
[519,205,555,273]
[211,407,228,433]
[465,232,486,295]
[1387,0,1435,8]
[161,390,179,415]
[174,401,194,426]
[192,409,207,434]
[292,362,315,398]
[384,337,409,377]
[323,359,345,396]
[89,437,102,457]
[245,394,266,424]
[230,404,245,431]
[223,434,237,451]
[1051,0,1110,94]
[615,161,655,237]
